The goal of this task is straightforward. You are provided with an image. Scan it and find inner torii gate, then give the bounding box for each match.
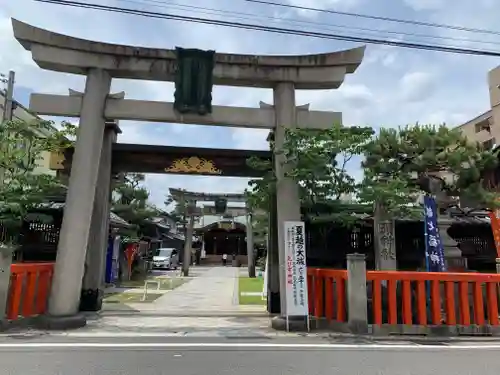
[167,188,255,277]
[11,18,365,329]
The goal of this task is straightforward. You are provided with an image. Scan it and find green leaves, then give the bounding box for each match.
[246,122,500,225]
[0,119,75,244]
[282,124,373,205]
[112,173,159,237]
[360,123,500,213]
[245,123,373,226]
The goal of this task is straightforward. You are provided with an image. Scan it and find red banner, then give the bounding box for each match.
[489,211,500,258]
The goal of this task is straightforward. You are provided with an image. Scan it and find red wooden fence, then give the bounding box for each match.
[7,263,54,320]
[307,268,348,322]
[308,268,500,327]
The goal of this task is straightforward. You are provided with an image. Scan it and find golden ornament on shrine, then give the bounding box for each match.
[165,156,222,175]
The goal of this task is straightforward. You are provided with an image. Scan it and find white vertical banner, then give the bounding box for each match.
[284,221,309,317]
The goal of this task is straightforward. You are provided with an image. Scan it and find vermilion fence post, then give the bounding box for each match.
[6,263,54,321]
[308,267,500,330]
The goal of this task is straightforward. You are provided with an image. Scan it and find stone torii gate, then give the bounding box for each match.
[168,188,253,277]
[11,18,365,329]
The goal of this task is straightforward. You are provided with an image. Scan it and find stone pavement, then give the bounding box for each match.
[72,266,268,337]
[150,266,264,314]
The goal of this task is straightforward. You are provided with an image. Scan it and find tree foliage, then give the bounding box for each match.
[245,123,373,225]
[112,173,158,237]
[0,119,76,245]
[359,124,500,216]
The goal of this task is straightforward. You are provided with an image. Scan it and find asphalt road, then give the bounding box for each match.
[1,339,500,375]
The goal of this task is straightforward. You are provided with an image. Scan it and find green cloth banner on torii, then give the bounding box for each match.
[174,47,215,115]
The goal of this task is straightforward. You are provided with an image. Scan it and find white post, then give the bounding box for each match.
[273,82,301,314]
[46,69,111,326]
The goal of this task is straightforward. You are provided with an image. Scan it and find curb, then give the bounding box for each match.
[310,331,500,342]
[92,311,270,318]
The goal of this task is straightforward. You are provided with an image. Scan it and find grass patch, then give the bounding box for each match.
[239,295,266,305]
[238,277,266,305]
[104,292,162,303]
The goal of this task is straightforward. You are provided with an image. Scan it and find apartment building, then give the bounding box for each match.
[456,65,500,150]
[456,110,496,150]
[0,91,56,176]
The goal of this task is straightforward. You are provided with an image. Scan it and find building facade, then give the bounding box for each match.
[0,90,56,176]
[456,65,500,150]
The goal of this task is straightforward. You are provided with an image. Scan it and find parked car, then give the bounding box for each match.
[153,248,179,270]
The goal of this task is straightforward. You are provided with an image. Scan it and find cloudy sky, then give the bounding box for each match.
[1,0,499,208]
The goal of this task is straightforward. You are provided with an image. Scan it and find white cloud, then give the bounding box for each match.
[399,71,436,102]
[403,0,445,11]
[2,0,500,207]
[284,0,363,18]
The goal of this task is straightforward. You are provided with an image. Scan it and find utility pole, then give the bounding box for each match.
[1,71,15,123]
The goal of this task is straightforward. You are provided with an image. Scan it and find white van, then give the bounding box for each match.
[153,248,180,270]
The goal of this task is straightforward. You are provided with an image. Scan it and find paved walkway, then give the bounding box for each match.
[59,266,269,337]
[153,266,241,312]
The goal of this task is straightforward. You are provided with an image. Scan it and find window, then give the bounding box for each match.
[475,119,491,133]
[483,138,496,150]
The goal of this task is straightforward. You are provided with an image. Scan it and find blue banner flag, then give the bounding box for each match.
[424,196,446,272]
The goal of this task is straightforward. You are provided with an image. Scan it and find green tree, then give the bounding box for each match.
[245,124,374,224]
[112,173,158,238]
[0,119,76,247]
[359,124,500,216]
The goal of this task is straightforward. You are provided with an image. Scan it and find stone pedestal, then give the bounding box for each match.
[347,253,368,334]
[373,203,397,270]
[47,68,111,323]
[438,218,467,271]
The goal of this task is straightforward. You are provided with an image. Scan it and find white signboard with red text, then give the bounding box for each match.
[284,221,309,318]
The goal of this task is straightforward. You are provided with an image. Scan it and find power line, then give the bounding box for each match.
[245,0,500,37]
[34,0,500,57]
[111,0,500,47]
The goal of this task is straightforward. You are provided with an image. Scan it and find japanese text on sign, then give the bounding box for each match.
[424,196,446,272]
[284,221,309,316]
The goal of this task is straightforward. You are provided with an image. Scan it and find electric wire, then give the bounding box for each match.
[109,0,500,47]
[34,0,500,57]
[245,0,500,36]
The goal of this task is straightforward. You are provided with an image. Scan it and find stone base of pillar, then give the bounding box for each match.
[267,291,281,314]
[38,314,87,330]
[348,319,368,334]
[271,315,309,331]
[248,265,256,278]
[79,289,104,312]
[445,256,468,272]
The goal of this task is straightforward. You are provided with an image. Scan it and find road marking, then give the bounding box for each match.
[0,342,499,350]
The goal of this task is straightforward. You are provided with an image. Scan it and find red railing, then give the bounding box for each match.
[307,268,500,327]
[307,268,348,322]
[367,271,500,327]
[7,263,54,320]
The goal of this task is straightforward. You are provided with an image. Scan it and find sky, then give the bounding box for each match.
[1,0,500,209]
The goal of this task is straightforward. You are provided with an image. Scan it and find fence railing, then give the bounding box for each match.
[307,263,500,333]
[366,271,500,327]
[7,263,54,320]
[307,268,347,322]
